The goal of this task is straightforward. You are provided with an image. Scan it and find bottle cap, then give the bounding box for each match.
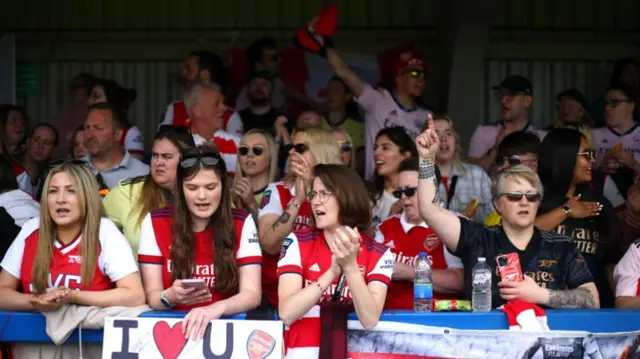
[418,252,427,258]
[478,257,486,262]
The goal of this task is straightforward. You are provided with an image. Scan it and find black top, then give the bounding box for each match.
[0,207,20,261]
[453,217,594,308]
[238,108,285,136]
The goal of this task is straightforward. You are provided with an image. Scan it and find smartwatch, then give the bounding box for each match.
[160,290,174,308]
[561,204,572,217]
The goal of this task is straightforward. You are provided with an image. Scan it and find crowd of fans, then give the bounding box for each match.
[0,24,639,358]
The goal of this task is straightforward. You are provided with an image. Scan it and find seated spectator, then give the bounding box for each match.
[554,89,594,129]
[0,105,29,173]
[103,126,195,253]
[233,129,279,215]
[258,127,342,308]
[484,131,540,226]
[296,110,322,129]
[15,124,58,197]
[83,103,149,189]
[415,118,599,309]
[238,70,287,137]
[138,146,261,340]
[370,127,417,228]
[434,116,492,221]
[278,164,393,358]
[0,161,144,310]
[88,79,145,160]
[0,156,39,227]
[536,128,623,308]
[375,157,463,310]
[331,128,355,169]
[613,239,640,308]
[70,125,88,159]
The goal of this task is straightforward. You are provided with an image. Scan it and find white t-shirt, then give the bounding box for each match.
[371,190,398,229]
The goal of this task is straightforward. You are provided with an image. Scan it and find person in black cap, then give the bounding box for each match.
[467,75,545,173]
[555,88,594,129]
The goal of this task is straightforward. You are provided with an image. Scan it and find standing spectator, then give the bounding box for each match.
[0,105,30,173]
[0,156,39,227]
[613,239,640,308]
[554,89,594,129]
[321,77,365,151]
[331,128,355,169]
[467,75,545,172]
[83,103,149,189]
[238,70,287,136]
[161,51,243,136]
[536,128,623,308]
[590,58,640,126]
[70,125,88,159]
[103,127,195,252]
[52,73,97,160]
[15,124,58,197]
[434,116,493,221]
[296,110,322,129]
[88,79,145,160]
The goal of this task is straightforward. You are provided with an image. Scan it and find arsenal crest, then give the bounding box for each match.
[424,234,440,251]
[246,329,276,359]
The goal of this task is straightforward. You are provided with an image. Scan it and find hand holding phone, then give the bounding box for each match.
[181,279,209,292]
[496,253,523,282]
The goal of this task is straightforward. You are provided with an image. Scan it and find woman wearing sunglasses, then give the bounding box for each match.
[536,128,623,308]
[374,157,463,310]
[330,128,355,169]
[415,116,598,309]
[278,164,393,358]
[233,129,279,215]
[258,127,342,308]
[103,126,195,253]
[0,161,144,311]
[138,146,262,340]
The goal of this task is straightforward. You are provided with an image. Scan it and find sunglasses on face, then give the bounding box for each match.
[284,143,309,154]
[339,142,353,153]
[577,149,596,161]
[238,145,264,156]
[605,99,630,108]
[179,153,220,169]
[500,191,541,203]
[392,187,417,199]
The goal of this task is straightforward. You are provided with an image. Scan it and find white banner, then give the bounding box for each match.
[102,317,283,359]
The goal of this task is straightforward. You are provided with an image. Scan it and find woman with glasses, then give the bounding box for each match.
[233,129,279,215]
[0,161,144,311]
[536,128,623,308]
[278,164,393,358]
[415,116,598,309]
[433,116,492,221]
[103,126,195,253]
[258,128,342,308]
[374,157,463,310]
[138,146,262,340]
[370,127,417,228]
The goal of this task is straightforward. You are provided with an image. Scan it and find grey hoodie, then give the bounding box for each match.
[0,189,40,226]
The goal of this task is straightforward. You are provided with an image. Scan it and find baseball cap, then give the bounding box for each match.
[393,52,427,79]
[492,75,532,95]
[245,70,275,84]
[556,88,587,109]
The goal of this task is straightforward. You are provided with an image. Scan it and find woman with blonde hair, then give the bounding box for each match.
[103,126,195,252]
[331,128,356,168]
[233,129,279,215]
[433,115,493,221]
[0,161,144,311]
[258,127,342,308]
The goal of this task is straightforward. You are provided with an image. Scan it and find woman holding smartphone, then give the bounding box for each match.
[138,146,262,340]
[0,161,144,310]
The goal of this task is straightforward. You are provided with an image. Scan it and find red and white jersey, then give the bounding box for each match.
[613,239,640,297]
[161,100,244,137]
[120,126,145,157]
[374,214,462,309]
[592,125,640,167]
[258,182,314,307]
[137,206,261,310]
[277,228,393,359]
[212,130,239,178]
[0,217,138,293]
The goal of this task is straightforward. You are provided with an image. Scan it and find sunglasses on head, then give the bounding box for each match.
[339,143,352,153]
[500,191,541,203]
[577,149,596,161]
[402,69,425,78]
[157,125,191,136]
[238,145,264,156]
[49,159,87,169]
[179,152,221,169]
[284,143,309,154]
[392,187,417,199]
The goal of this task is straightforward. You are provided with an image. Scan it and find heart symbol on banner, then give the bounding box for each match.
[152,321,188,359]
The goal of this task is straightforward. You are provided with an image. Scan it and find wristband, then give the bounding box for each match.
[160,290,175,308]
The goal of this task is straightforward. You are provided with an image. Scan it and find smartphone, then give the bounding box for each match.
[496,253,523,282]
[181,279,209,291]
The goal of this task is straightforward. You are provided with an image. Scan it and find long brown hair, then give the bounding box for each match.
[32,162,103,293]
[171,146,238,294]
[133,128,195,228]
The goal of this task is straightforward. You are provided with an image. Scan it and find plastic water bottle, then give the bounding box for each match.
[472,257,492,312]
[414,252,433,312]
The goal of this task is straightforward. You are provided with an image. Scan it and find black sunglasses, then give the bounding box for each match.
[179,152,221,169]
[392,187,417,199]
[577,149,596,161]
[339,143,353,153]
[238,145,264,156]
[157,125,190,136]
[49,159,87,169]
[284,143,309,154]
[500,191,541,203]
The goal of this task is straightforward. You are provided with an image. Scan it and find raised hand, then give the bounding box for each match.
[415,114,440,158]
[234,177,258,211]
[565,194,602,218]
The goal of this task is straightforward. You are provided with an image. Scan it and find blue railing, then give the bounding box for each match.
[0,309,639,343]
